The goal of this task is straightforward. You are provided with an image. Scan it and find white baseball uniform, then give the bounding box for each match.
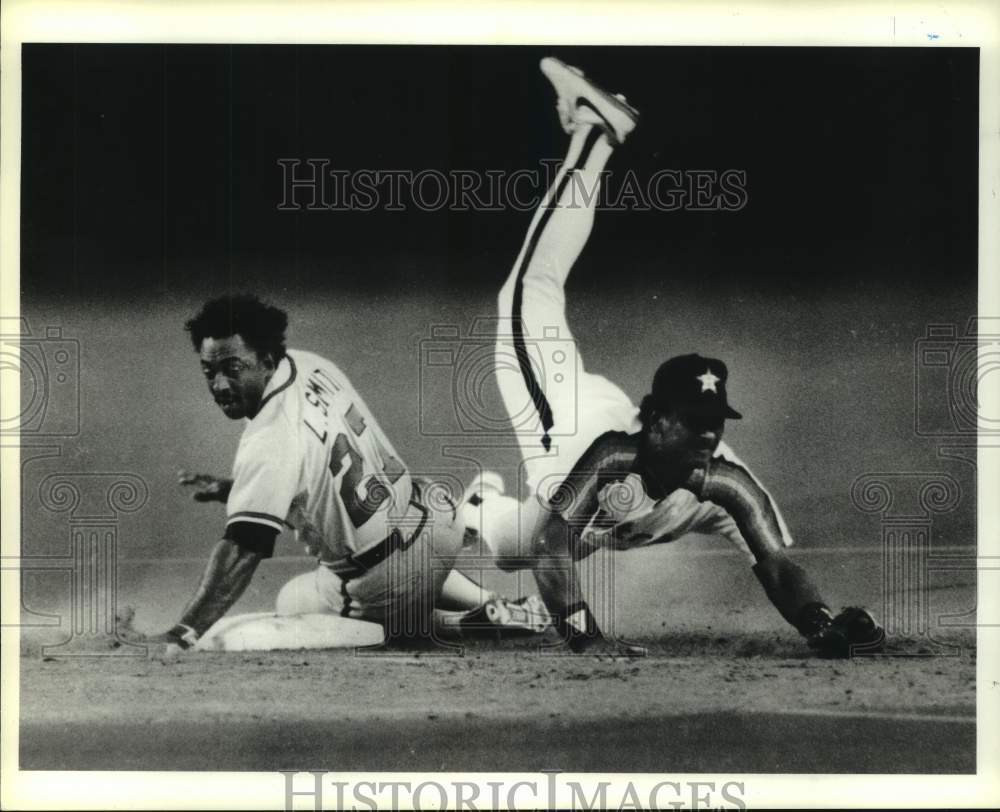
[226,348,462,625]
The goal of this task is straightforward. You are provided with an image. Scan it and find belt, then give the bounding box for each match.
[327,490,429,582]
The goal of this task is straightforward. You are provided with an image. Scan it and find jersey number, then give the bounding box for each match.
[328,404,406,529]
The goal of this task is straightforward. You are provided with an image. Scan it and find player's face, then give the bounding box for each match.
[198,334,275,420]
[649,409,725,472]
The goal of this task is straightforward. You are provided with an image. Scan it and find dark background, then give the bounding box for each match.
[18,45,978,623]
[22,45,978,296]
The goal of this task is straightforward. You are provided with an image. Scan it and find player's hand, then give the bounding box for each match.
[177,470,233,503]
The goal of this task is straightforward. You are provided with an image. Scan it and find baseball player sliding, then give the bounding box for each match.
[150,295,548,656]
[465,57,885,657]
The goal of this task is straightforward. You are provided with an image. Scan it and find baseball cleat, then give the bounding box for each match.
[540,56,639,146]
[459,596,551,638]
[508,594,552,632]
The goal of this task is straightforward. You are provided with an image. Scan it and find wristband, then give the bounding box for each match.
[167,623,200,650]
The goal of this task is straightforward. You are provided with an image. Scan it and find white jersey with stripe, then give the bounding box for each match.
[225,349,412,563]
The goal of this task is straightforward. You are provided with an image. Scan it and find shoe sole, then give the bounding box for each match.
[540,56,639,145]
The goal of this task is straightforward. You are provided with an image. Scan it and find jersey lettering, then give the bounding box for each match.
[327,401,407,529]
[229,351,417,560]
[304,385,330,416]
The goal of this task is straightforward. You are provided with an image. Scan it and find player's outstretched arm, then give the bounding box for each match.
[682,459,884,655]
[178,470,234,503]
[150,538,262,655]
[682,460,827,630]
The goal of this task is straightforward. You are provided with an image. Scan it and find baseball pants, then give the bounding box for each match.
[276,509,464,636]
[486,124,641,566]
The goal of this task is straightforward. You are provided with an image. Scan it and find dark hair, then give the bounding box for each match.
[638,394,658,427]
[185,294,288,360]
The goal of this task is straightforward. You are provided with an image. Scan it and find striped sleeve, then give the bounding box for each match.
[709,441,794,547]
[694,444,795,554]
[226,423,299,533]
[549,432,638,528]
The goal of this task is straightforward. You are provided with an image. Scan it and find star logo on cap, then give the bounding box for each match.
[697,369,720,393]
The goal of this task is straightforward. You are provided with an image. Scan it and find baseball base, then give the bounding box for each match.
[195,612,385,651]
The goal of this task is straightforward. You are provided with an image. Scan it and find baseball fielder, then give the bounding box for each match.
[466,57,884,657]
[152,295,547,654]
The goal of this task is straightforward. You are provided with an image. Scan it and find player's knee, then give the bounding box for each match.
[275,570,330,616]
[274,577,305,616]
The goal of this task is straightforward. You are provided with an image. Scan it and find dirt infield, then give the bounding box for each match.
[20,629,976,773]
[17,544,977,774]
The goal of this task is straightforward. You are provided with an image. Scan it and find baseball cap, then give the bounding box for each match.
[650,353,742,420]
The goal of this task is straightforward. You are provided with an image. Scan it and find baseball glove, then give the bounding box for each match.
[807,606,885,658]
